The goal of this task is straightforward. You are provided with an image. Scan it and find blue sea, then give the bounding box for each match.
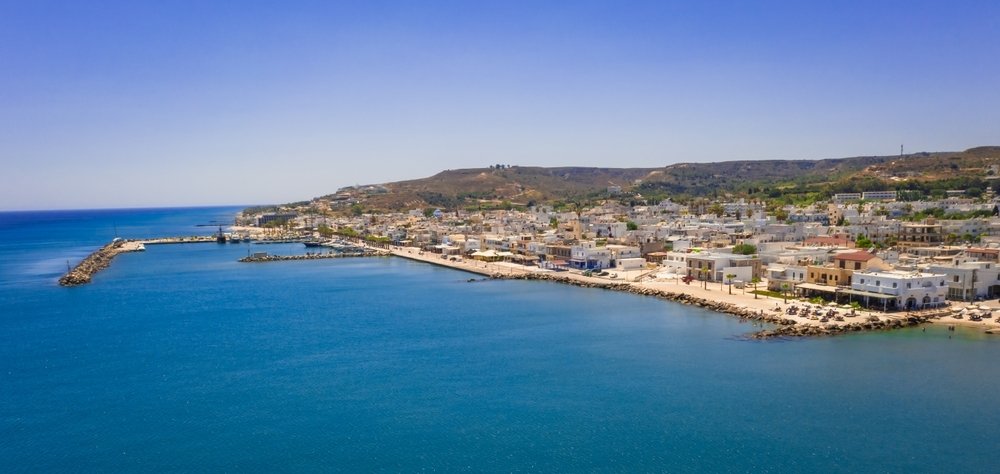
[1,207,999,472]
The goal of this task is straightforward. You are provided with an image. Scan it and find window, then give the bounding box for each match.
[860,279,865,284]
[876,281,881,286]
[855,262,861,270]
[954,275,960,282]
[907,283,912,289]
[892,283,897,288]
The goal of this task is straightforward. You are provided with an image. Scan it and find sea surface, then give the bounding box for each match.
[1,207,999,472]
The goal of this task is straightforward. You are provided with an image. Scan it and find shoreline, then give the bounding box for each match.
[377,245,1000,338]
[59,238,1000,337]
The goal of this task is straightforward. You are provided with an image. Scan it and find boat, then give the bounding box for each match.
[216,226,226,243]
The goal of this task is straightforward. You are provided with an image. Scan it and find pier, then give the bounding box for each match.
[239,250,388,262]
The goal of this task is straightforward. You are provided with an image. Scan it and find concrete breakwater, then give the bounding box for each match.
[490,272,949,339]
[239,251,387,263]
[143,236,217,245]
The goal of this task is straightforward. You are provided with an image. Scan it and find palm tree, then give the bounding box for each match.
[751,276,761,299]
[726,273,736,295]
[780,283,790,303]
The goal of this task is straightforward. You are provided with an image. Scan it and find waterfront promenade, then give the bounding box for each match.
[375,244,1000,336]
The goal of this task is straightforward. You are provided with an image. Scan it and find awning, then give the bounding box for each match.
[795,283,840,293]
[839,288,897,299]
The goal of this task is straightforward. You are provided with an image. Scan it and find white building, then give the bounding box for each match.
[926,261,1000,301]
[765,264,808,291]
[570,242,612,270]
[848,270,948,310]
[861,190,898,201]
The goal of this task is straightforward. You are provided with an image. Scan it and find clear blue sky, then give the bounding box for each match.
[2,0,998,210]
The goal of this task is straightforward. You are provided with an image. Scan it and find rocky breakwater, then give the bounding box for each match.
[59,240,132,286]
[239,251,387,263]
[490,272,947,339]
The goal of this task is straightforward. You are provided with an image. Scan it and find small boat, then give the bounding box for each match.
[216,226,226,243]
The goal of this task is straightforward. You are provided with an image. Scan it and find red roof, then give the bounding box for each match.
[833,251,877,262]
[968,248,1000,255]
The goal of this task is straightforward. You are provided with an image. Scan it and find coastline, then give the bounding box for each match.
[59,236,1000,336]
[376,244,1000,338]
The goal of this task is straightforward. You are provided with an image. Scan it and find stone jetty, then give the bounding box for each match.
[59,236,217,286]
[239,250,388,263]
[59,240,137,286]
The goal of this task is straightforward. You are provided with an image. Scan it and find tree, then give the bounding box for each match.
[751,276,761,299]
[855,234,874,249]
[549,217,558,228]
[780,283,790,303]
[708,203,725,217]
[732,243,757,255]
[774,208,789,222]
[626,220,638,231]
[726,273,736,295]
[317,224,334,238]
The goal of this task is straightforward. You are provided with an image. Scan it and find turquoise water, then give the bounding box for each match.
[1,207,999,472]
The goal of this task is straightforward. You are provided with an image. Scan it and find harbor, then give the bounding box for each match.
[58,235,387,286]
[57,234,1000,338]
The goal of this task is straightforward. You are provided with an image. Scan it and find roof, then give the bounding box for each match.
[967,248,1000,254]
[833,251,877,262]
[839,288,897,299]
[796,282,840,293]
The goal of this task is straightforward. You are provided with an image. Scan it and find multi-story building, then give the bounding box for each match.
[898,222,943,249]
[926,261,1000,301]
[766,264,807,291]
[847,270,948,310]
[686,252,762,283]
[861,190,898,201]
